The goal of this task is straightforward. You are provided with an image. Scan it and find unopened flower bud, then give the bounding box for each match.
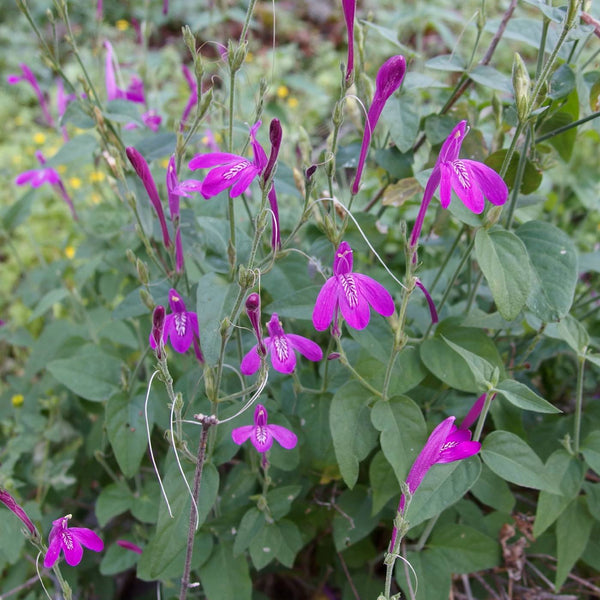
[327,352,341,361]
[151,305,165,358]
[229,41,247,71]
[140,288,155,311]
[0,489,37,537]
[246,293,266,356]
[136,258,149,284]
[512,53,531,122]
[182,25,196,56]
[126,249,136,265]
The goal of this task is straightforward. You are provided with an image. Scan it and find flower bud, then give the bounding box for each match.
[136,258,149,284]
[140,288,155,311]
[512,53,531,122]
[246,293,266,356]
[151,305,166,358]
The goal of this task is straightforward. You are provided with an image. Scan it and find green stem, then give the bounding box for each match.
[473,390,496,442]
[574,353,586,453]
[504,127,531,229]
[535,111,600,143]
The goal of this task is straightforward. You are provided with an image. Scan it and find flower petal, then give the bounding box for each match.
[240,345,262,375]
[229,164,260,197]
[252,425,273,453]
[286,334,323,362]
[439,162,453,209]
[463,160,509,206]
[353,273,395,317]
[43,534,62,568]
[71,527,104,552]
[166,312,194,353]
[267,336,297,374]
[268,424,298,450]
[231,424,254,445]
[189,152,243,170]
[312,278,339,331]
[449,160,485,213]
[338,275,371,330]
[62,532,84,566]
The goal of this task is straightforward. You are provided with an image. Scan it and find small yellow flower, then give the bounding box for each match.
[69,177,82,189]
[91,193,101,204]
[276,85,289,99]
[33,132,46,145]
[57,165,67,175]
[89,171,105,183]
[245,51,254,63]
[287,97,299,109]
[11,394,24,408]
[160,158,169,169]
[116,19,129,31]
[65,246,76,259]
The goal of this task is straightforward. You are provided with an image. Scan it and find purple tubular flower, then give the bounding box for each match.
[7,63,55,127]
[126,147,171,248]
[352,55,406,195]
[410,121,509,247]
[241,313,323,375]
[104,41,145,104]
[116,540,143,554]
[312,241,395,331]
[389,416,480,550]
[43,514,103,568]
[188,121,268,199]
[142,110,162,132]
[245,293,266,357]
[180,64,198,131]
[231,404,297,453]
[166,156,184,272]
[263,119,283,248]
[460,393,495,430]
[342,0,356,82]
[149,289,203,362]
[0,489,37,536]
[414,278,438,324]
[15,151,77,219]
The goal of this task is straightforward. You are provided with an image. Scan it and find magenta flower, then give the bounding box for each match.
[245,293,266,357]
[43,514,103,568]
[188,121,268,199]
[104,41,145,104]
[180,64,198,131]
[149,289,203,362]
[352,55,406,194]
[7,63,55,127]
[312,241,395,332]
[15,151,77,219]
[116,539,143,554]
[166,156,185,271]
[151,305,166,359]
[231,404,297,454]
[389,416,480,549]
[414,278,438,324]
[0,489,37,536]
[241,313,323,375]
[410,121,508,247]
[342,0,356,82]
[460,393,496,430]
[126,147,171,248]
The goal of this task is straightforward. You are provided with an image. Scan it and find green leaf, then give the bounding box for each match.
[369,451,401,514]
[266,485,302,520]
[196,273,238,365]
[28,288,69,322]
[548,64,576,99]
[330,382,379,489]
[277,520,304,568]
[581,431,600,476]
[470,464,515,512]
[99,541,139,576]
[428,523,500,573]
[104,99,143,124]
[534,450,585,538]
[47,344,121,401]
[474,228,531,321]
[132,132,177,161]
[485,150,542,194]
[420,323,504,394]
[60,100,95,129]
[481,431,558,493]
[396,550,451,600]
[105,392,153,479]
[370,396,426,485]
[233,508,266,557]
[96,483,133,527]
[546,315,590,355]
[45,134,97,167]
[425,54,466,72]
[494,379,561,414]
[404,456,482,528]
[381,95,420,153]
[469,65,512,93]
[199,543,252,600]
[555,498,594,590]
[441,336,497,389]
[516,220,577,322]
[137,460,218,581]
[332,486,379,551]
[249,522,282,570]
